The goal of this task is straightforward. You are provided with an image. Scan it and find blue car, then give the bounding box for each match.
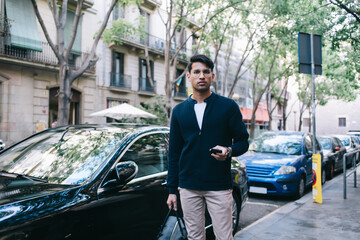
[238,131,325,199]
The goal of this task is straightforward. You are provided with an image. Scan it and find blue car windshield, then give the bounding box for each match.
[0,128,129,185]
[318,137,332,150]
[338,137,350,147]
[249,134,302,155]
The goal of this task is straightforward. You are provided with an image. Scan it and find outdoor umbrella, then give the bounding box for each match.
[90,103,157,120]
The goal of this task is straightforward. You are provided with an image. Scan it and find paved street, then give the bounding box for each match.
[235,167,360,240]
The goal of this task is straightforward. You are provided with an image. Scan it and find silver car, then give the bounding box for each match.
[333,135,358,166]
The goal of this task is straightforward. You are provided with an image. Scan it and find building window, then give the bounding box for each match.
[303,118,310,127]
[180,28,187,51]
[339,117,346,127]
[106,98,128,122]
[5,0,42,51]
[174,68,187,97]
[139,58,154,92]
[113,3,125,20]
[107,98,128,108]
[141,11,150,33]
[110,52,130,88]
[64,9,82,55]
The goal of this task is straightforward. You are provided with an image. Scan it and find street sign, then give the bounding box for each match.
[298,33,322,75]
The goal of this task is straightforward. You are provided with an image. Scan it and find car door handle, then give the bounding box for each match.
[161,180,167,186]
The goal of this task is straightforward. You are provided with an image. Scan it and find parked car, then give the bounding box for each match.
[0,124,248,240]
[237,131,324,199]
[317,136,346,179]
[350,135,360,162]
[0,140,4,151]
[333,134,358,166]
[347,130,360,137]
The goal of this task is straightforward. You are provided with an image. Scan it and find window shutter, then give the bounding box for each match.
[6,0,42,51]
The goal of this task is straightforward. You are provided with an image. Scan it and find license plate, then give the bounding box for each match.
[249,186,267,194]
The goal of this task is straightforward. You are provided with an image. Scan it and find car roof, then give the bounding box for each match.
[332,134,350,139]
[261,131,307,136]
[50,123,169,132]
[318,135,332,139]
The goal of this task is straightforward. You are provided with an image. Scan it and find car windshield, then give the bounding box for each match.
[337,137,350,147]
[318,137,331,150]
[249,134,302,155]
[0,127,129,185]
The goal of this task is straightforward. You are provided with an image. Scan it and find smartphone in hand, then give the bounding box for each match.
[210,148,222,154]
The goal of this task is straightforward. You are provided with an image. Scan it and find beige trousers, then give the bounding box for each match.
[179,188,234,240]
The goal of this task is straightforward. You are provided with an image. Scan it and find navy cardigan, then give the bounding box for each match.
[167,93,249,194]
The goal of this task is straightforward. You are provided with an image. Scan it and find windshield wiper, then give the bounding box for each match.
[0,170,48,183]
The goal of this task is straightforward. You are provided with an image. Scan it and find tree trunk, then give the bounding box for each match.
[282,97,288,130]
[298,111,303,131]
[58,63,71,125]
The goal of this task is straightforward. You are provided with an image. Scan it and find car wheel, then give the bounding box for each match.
[232,191,241,235]
[295,176,305,199]
[321,167,326,185]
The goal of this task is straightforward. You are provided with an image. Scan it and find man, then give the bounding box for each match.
[167,54,249,240]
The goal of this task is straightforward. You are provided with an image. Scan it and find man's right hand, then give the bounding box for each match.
[166,194,177,211]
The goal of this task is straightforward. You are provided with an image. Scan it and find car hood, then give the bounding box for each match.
[238,151,299,167]
[0,176,89,229]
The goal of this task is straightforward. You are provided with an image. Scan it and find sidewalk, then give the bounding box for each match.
[235,168,360,240]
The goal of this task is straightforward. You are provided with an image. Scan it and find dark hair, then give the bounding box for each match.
[188,54,214,72]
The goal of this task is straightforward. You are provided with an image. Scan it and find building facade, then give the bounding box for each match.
[0,0,99,146]
[0,0,195,146]
[91,0,193,124]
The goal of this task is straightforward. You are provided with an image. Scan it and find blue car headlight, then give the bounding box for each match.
[274,166,296,175]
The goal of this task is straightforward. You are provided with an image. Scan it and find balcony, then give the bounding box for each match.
[110,72,132,90]
[0,36,95,72]
[113,32,189,61]
[138,77,156,93]
[174,85,187,98]
[141,0,161,10]
[57,0,94,9]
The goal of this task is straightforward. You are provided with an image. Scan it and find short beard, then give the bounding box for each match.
[193,86,210,93]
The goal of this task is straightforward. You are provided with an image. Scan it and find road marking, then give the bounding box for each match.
[246,201,281,208]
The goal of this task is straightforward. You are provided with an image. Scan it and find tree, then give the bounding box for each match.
[31,0,122,125]
[160,0,243,119]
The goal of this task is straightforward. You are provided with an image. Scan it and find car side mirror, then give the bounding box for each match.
[116,161,138,185]
[103,161,138,189]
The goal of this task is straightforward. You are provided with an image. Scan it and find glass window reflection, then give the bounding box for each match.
[0,128,129,185]
[318,137,332,150]
[121,133,167,178]
[249,134,302,155]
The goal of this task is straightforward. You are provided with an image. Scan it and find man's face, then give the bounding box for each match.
[187,62,214,93]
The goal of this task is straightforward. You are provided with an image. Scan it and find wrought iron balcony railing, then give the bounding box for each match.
[0,36,95,71]
[138,77,156,93]
[120,32,190,61]
[110,72,132,89]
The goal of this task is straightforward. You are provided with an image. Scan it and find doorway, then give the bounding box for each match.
[49,87,81,126]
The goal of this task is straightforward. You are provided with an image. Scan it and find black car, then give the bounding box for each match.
[318,136,346,179]
[0,124,248,240]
